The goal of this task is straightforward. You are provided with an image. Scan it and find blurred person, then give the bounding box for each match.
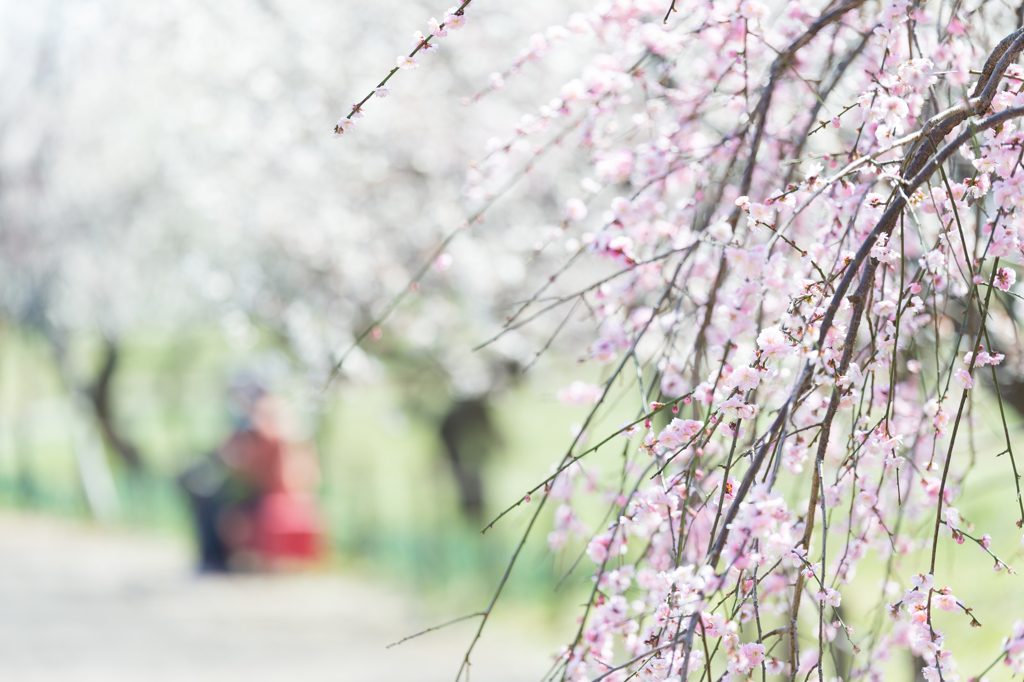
[180,379,323,571]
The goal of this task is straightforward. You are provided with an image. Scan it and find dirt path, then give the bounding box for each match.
[0,513,555,681]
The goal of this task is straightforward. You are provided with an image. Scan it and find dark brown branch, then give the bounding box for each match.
[814,29,1024,351]
[741,0,869,197]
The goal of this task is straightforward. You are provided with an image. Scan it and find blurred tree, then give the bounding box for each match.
[0,0,591,509]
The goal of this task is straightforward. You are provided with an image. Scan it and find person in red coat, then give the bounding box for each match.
[218,392,324,568]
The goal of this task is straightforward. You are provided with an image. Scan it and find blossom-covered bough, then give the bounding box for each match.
[340,0,1024,680]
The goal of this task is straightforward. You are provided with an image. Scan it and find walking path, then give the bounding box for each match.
[0,513,555,681]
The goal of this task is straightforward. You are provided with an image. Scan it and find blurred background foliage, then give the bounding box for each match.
[0,317,634,621]
[0,0,604,619]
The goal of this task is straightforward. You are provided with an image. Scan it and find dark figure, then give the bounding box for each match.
[439,398,502,521]
[178,379,264,572]
[178,452,231,571]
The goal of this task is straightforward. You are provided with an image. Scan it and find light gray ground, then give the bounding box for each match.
[0,513,555,681]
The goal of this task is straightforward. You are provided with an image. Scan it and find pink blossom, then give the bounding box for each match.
[427,17,447,37]
[700,612,729,638]
[333,118,355,137]
[586,534,609,563]
[796,650,818,677]
[897,58,936,90]
[911,573,935,592]
[954,368,975,390]
[816,587,842,607]
[728,642,766,675]
[996,267,1016,291]
[933,588,958,612]
[749,202,773,224]
[738,0,768,20]
[443,8,467,30]
[727,366,760,392]
[557,381,604,406]
[921,249,946,273]
[433,253,453,271]
[757,327,791,361]
[660,372,688,398]
[594,149,634,184]
[564,198,587,222]
[873,300,897,317]
[719,395,757,421]
[871,234,900,265]
[658,418,703,450]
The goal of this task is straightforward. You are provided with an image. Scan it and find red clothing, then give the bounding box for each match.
[255,492,321,561]
[222,429,290,494]
[220,419,323,564]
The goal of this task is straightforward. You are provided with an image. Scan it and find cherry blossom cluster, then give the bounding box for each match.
[335,0,1024,677]
[379,1,1024,681]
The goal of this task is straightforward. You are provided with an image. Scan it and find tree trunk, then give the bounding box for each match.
[86,339,144,471]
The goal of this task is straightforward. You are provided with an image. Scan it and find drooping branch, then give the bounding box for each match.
[782,31,1024,673]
